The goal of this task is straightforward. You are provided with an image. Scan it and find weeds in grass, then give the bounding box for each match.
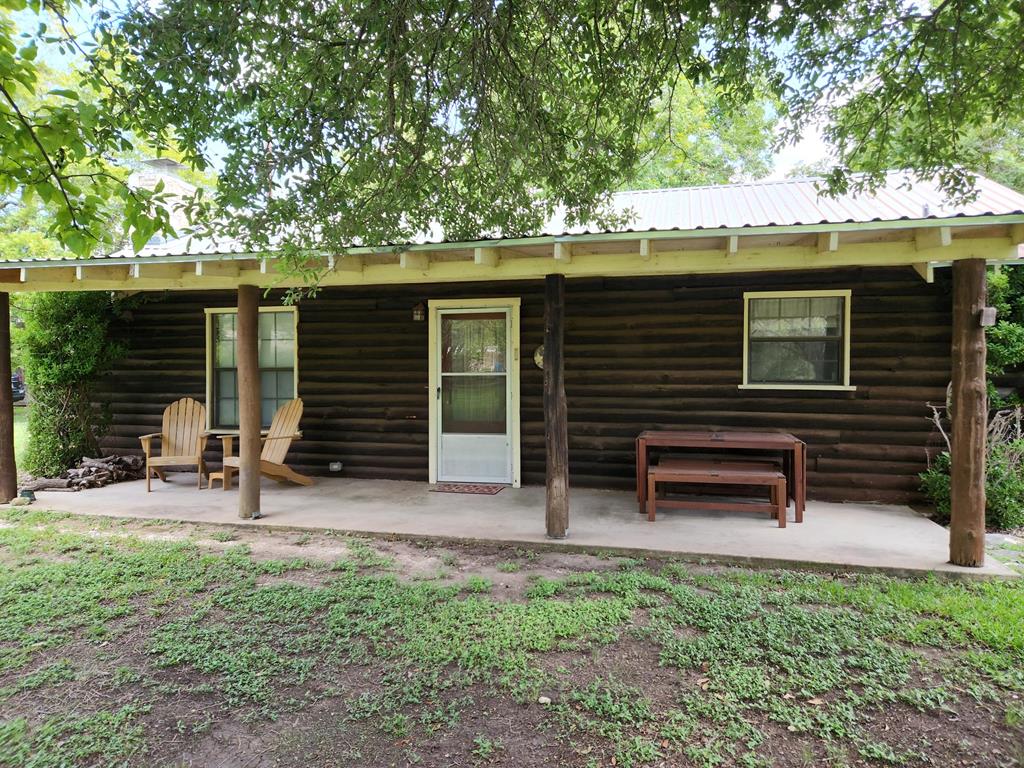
[464,575,492,593]
[440,552,459,567]
[0,705,147,767]
[471,734,503,760]
[0,509,1022,767]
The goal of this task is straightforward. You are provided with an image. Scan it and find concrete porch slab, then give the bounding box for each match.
[33,476,1014,578]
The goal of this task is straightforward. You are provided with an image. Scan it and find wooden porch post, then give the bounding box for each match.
[544,274,569,538]
[949,258,987,567]
[0,292,16,503]
[237,284,262,520]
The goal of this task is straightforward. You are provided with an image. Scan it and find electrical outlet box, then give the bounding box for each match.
[329,461,343,473]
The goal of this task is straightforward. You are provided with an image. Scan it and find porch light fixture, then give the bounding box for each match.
[411,302,426,322]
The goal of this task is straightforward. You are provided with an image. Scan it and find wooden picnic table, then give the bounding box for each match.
[635,430,805,522]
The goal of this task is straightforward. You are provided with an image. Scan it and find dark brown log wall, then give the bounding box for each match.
[96,266,970,504]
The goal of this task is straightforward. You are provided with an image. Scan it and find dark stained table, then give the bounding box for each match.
[635,430,806,522]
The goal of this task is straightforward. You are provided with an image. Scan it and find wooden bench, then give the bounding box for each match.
[646,458,787,527]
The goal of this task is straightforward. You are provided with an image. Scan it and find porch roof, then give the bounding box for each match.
[3,172,1024,292]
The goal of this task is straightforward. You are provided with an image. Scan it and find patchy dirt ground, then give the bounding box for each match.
[0,510,1021,768]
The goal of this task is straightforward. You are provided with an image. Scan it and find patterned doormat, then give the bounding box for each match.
[430,483,506,495]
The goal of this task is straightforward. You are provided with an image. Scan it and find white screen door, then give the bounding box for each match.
[436,308,513,483]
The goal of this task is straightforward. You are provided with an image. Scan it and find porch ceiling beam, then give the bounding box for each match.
[639,238,651,261]
[6,237,1016,293]
[817,231,840,253]
[553,242,573,263]
[332,254,364,272]
[726,235,739,255]
[75,265,130,281]
[132,263,185,279]
[915,226,952,251]
[196,261,240,278]
[20,266,76,284]
[474,247,500,267]
[912,262,935,283]
[400,251,429,271]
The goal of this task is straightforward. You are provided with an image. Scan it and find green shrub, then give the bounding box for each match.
[17,292,125,477]
[920,442,1024,531]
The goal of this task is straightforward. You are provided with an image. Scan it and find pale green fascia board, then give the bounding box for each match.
[5,213,1024,270]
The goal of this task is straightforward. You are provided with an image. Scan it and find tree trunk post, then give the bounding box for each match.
[0,292,16,503]
[237,284,262,520]
[544,273,569,538]
[949,258,987,567]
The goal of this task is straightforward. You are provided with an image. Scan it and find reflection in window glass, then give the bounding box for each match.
[441,377,507,434]
[747,295,846,385]
[442,313,506,373]
[211,310,296,428]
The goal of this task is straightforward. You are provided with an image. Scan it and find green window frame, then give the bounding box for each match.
[205,307,298,428]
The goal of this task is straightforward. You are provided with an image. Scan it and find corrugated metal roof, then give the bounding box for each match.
[79,170,1024,261]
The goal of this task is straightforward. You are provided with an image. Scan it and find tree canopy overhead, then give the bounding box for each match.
[3,0,1023,260]
[624,81,777,191]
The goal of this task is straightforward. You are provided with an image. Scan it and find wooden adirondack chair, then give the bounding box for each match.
[214,398,312,490]
[139,397,209,491]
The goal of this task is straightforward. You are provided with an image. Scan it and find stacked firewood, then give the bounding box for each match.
[22,455,146,492]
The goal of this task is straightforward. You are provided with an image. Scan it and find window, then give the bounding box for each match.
[206,308,297,428]
[742,290,852,389]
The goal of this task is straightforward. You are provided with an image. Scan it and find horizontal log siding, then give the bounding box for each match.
[96,266,962,503]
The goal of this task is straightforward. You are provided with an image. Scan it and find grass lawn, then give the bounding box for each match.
[12,405,27,466]
[0,510,1021,768]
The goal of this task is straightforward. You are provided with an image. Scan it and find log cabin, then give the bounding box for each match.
[1,171,1022,567]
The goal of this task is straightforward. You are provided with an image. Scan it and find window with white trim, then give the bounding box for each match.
[742,290,851,388]
[206,307,297,428]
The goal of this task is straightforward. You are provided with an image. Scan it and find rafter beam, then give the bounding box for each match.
[133,263,185,279]
[553,242,573,263]
[400,251,429,270]
[817,231,839,253]
[639,238,651,261]
[474,247,500,267]
[912,262,935,284]
[915,226,952,251]
[333,255,364,272]
[195,261,240,278]
[726,235,739,255]
[75,265,130,281]
[21,267,76,284]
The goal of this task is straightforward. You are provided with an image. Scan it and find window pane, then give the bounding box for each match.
[441,376,506,434]
[217,398,238,427]
[214,314,236,366]
[261,370,278,399]
[261,398,276,427]
[259,313,295,368]
[276,370,294,400]
[441,313,507,373]
[218,370,238,398]
[212,310,296,428]
[749,340,841,384]
[749,297,843,338]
